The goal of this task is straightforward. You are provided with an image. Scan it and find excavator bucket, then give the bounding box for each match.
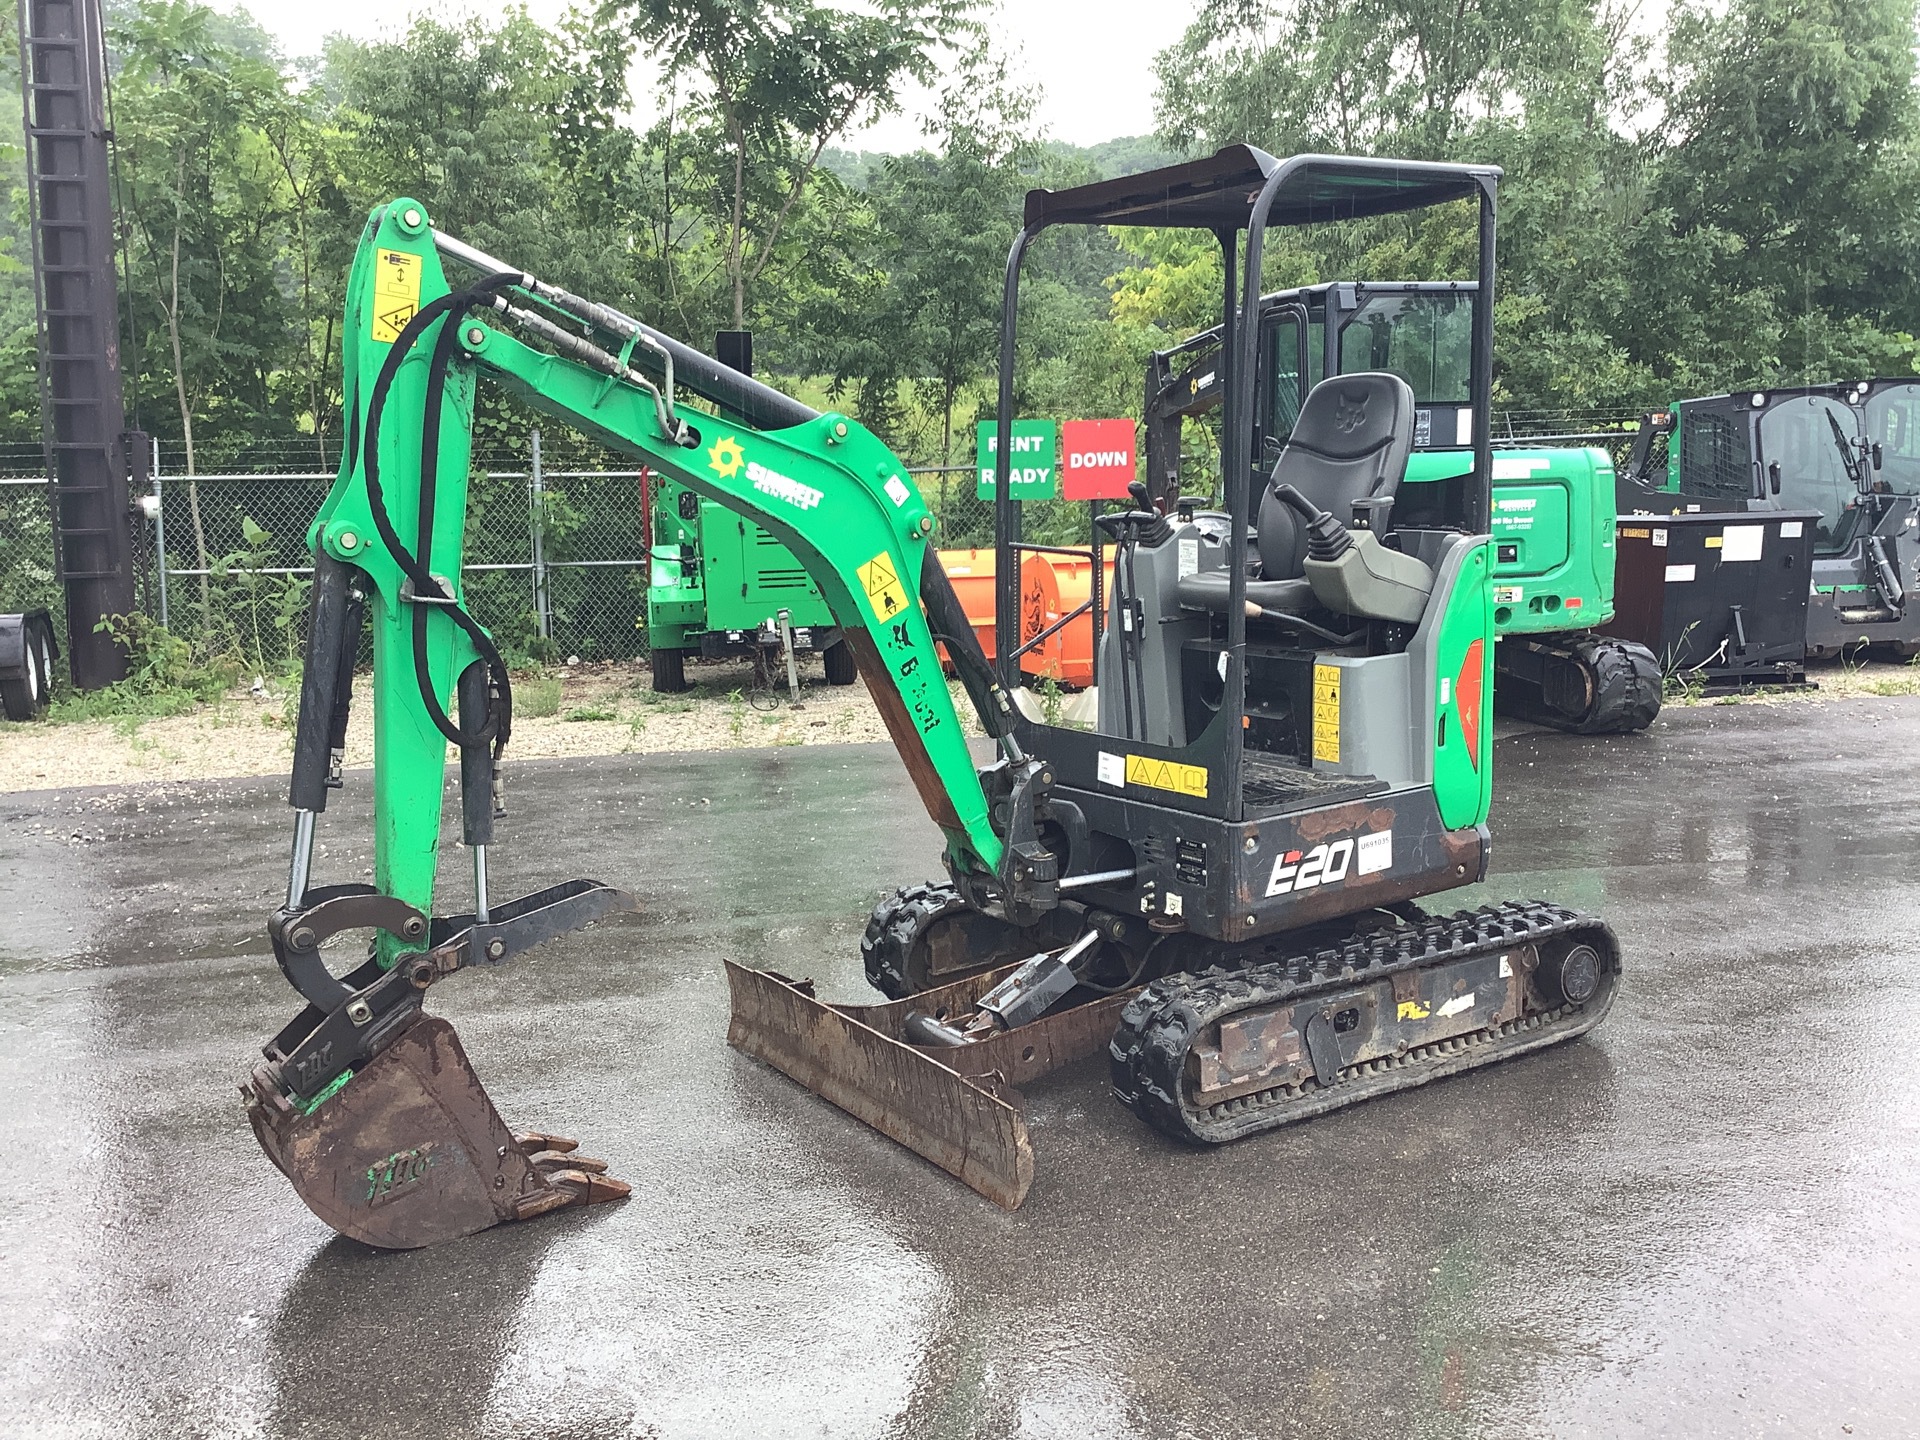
[245,1015,629,1250]
[725,961,1134,1209]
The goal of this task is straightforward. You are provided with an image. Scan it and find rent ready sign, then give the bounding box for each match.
[975,419,1058,500]
[1060,418,1137,500]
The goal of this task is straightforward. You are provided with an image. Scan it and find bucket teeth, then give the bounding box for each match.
[247,1014,628,1249]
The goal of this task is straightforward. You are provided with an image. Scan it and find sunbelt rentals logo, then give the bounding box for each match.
[706,434,823,511]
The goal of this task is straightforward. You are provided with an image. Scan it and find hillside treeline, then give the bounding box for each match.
[2,0,1915,472]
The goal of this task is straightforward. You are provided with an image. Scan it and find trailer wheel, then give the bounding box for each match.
[822,638,857,686]
[0,614,54,722]
[650,645,689,694]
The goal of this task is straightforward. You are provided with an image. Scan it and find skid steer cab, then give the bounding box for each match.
[245,151,1619,1248]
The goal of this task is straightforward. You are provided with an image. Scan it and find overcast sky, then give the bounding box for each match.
[215,0,1189,149]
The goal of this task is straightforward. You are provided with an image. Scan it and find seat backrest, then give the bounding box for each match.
[1257,372,1415,580]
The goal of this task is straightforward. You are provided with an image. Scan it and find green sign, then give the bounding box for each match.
[975,419,1058,500]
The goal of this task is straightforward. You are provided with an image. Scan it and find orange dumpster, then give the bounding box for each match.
[934,548,1114,689]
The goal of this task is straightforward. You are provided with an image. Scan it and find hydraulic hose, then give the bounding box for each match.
[358,269,525,759]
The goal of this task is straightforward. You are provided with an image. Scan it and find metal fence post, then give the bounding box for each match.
[528,428,551,640]
[153,457,168,631]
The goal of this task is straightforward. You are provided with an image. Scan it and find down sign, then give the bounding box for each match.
[1061,418,1138,501]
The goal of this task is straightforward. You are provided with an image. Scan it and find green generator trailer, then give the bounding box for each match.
[1146,281,1661,733]
[644,473,857,691]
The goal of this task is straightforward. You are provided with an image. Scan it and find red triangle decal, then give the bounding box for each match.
[1457,637,1485,771]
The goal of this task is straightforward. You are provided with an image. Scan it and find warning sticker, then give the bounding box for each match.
[1123,754,1209,798]
[856,551,910,621]
[1397,999,1431,1021]
[1312,662,1340,764]
[371,248,422,344]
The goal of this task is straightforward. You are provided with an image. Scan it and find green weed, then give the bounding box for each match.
[564,706,616,722]
[518,677,563,718]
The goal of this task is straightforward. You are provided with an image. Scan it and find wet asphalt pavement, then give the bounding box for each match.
[3,697,1919,1439]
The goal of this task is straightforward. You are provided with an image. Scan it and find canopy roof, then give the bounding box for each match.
[1022,146,1499,232]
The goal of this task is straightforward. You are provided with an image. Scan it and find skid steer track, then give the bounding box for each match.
[1110,900,1620,1144]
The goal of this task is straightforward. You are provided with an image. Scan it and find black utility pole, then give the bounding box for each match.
[19,0,136,688]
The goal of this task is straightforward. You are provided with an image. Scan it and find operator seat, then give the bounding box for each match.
[1179,371,1416,615]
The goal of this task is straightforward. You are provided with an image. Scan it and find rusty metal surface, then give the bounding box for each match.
[725,961,1135,1208]
[246,1014,629,1249]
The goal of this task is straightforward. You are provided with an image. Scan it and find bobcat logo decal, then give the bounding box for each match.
[1334,392,1369,434]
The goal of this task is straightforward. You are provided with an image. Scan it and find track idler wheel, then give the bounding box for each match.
[245,1015,629,1249]
[1533,940,1602,1008]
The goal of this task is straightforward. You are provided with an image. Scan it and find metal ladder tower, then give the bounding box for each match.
[18,0,136,688]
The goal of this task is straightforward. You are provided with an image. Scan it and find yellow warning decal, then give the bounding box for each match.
[856,551,910,621]
[1620,526,1650,539]
[1397,999,1431,1021]
[1124,754,1208,798]
[1703,534,1723,548]
[1312,662,1341,764]
[371,248,422,344]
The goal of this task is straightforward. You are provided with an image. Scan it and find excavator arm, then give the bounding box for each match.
[244,200,1049,1248]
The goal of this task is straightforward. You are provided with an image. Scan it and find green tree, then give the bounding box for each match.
[601,0,974,328]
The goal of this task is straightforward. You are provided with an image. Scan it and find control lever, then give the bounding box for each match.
[1272,484,1354,560]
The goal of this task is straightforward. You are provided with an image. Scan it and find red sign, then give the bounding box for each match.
[1060,418,1137,500]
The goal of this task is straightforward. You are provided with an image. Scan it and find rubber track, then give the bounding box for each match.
[1502,633,1662,735]
[1108,899,1621,1145]
[860,881,968,1000]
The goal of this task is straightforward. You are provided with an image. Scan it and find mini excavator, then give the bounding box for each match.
[246,149,1622,1248]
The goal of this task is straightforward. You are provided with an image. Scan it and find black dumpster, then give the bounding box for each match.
[1604,510,1818,686]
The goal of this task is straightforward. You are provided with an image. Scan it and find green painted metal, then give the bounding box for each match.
[313,204,1002,957]
[307,201,483,966]
[1432,538,1495,830]
[1405,447,1616,640]
[1487,447,1616,635]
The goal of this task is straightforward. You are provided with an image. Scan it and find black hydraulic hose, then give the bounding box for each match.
[359,270,525,757]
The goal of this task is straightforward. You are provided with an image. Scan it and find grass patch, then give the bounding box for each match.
[518,677,563,718]
[563,706,617,722]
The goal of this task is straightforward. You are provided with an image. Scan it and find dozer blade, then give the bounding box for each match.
[725,960,1133,1209]
[246,1015,629,1250]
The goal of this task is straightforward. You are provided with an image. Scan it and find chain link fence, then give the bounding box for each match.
[147,439,655,668]
[0,409,1655,681]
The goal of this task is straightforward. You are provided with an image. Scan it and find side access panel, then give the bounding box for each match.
[1488,448,1616,635]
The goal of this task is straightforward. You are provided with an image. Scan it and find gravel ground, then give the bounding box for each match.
[0,651,1913,794]
[0,656,982,793]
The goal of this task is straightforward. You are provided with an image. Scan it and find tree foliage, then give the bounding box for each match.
[0,0,1915,497]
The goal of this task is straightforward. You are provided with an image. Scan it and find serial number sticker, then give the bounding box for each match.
[371,248,422,343]
[1312,662,1340,764]
[1781,520,1804,538]
[1356,830,1392,876]
[1665,563,1696,583]
[1096,751,1124,787]
[1124,754,1208,798]
[855,551,910,621]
